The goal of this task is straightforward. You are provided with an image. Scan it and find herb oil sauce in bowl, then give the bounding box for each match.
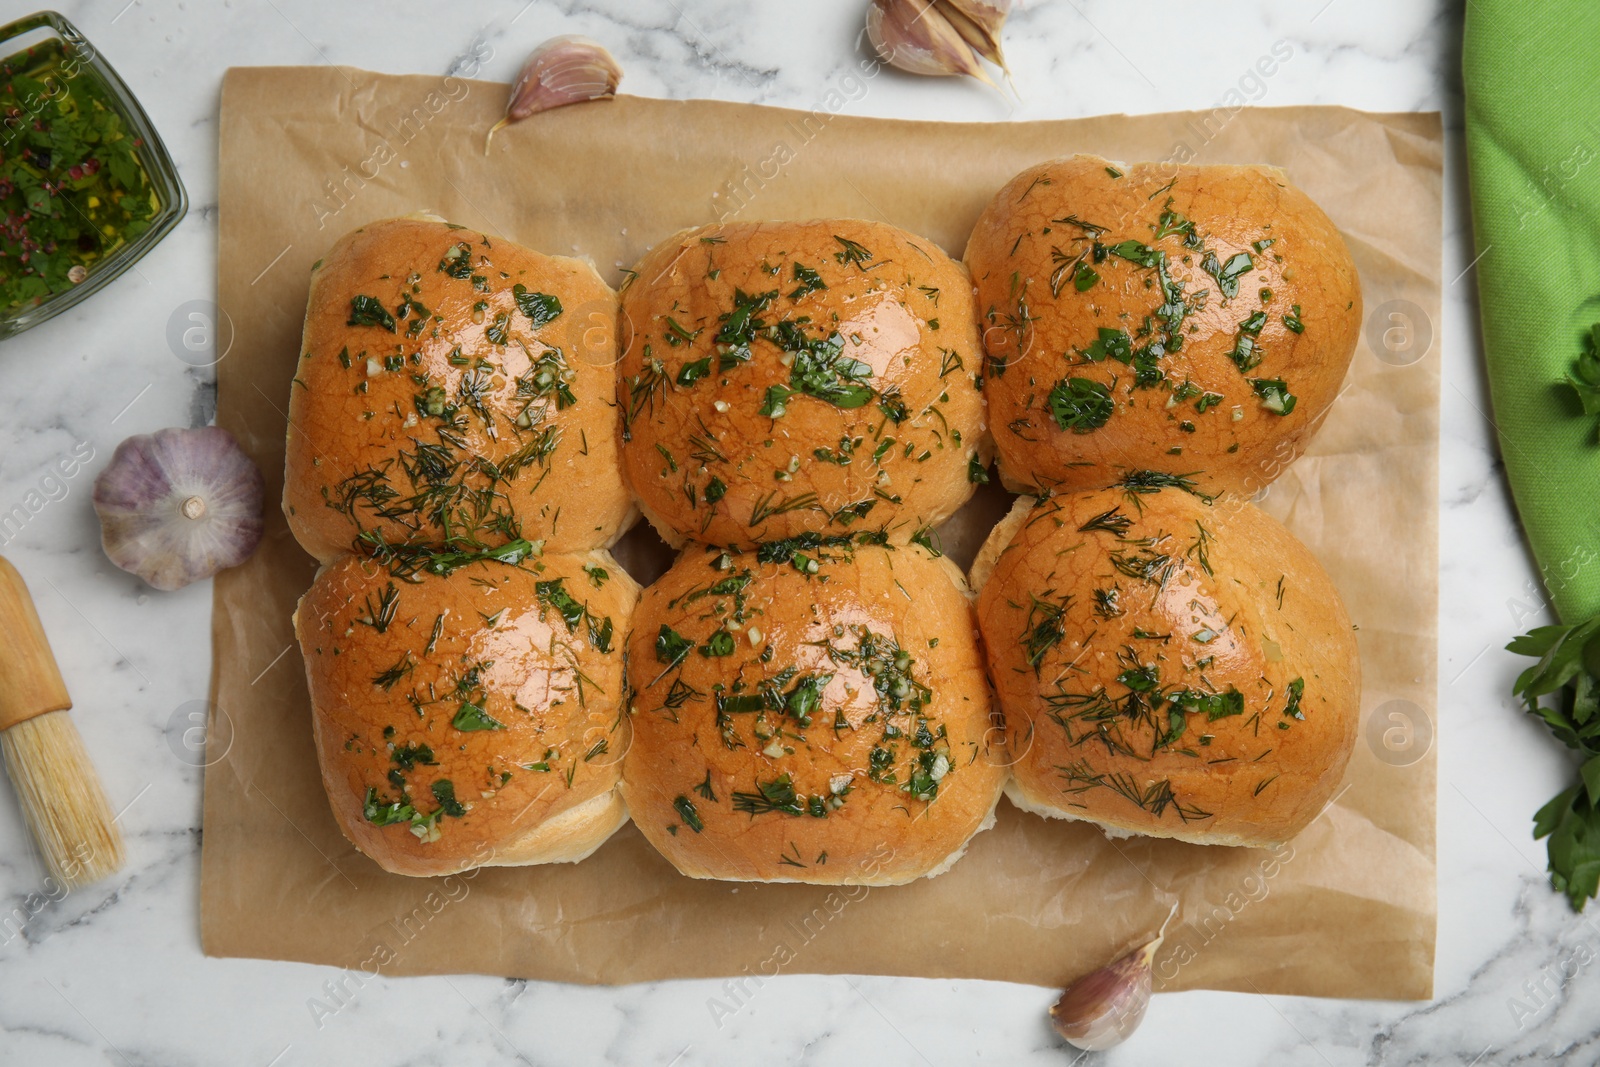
[0,11,186,338]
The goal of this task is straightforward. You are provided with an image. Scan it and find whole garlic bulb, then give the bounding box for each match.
[866,0,1013,85]
[867,0,992,84]
[92,427,265,591]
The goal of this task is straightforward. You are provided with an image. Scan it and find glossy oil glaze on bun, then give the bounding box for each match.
[973,483,1359,847]
[285,217,635,563]
[622,536,1006,884]
[295,549,638,876]
[964,156,1360,497]
[617,219,990,548]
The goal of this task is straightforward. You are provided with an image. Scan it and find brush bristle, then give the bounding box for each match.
[2,711,125,889]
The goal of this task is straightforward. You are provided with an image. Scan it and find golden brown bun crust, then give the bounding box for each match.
[285,217,634,562]
[974,488,1359,846]
[964,156,1360,496]
[622,540,1005,883]
[295,550,639,876]
[617,219,989,548]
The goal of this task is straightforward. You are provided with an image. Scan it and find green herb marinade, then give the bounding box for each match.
[0,38,161,314]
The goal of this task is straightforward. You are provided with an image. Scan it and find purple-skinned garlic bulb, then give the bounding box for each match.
[866,0,996,86]
[92,427,265,591]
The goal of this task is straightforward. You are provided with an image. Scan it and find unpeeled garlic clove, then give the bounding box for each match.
[935,0,1011,74]
[484,35,622,154]
[866,0,995,86]
[1050,941,1157,1050]
[942,0,1010,31]
[92,427,265,592]
[1049,903,1178,1051]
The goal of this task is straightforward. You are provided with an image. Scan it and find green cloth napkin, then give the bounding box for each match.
[1465,3,1600,623]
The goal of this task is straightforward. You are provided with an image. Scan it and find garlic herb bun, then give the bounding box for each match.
[618,219,989,548]
[973,484,1359,847]
[622,535,1005,883]
[286,217,634,563]
[295,549,637,876]
[964,156,1360,496]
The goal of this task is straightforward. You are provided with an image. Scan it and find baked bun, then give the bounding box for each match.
[294,549,638,876]
[617,219,989,548]
[973,485,1359,847]
[964,156,1360,496]
[285,217,634,562]
[622,536,1005,883]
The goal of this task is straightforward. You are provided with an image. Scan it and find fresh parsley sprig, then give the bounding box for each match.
[1564,324,1600,436]
[1508,617,1600,909]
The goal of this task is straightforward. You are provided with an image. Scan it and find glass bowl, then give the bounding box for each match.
[0,10,188,340]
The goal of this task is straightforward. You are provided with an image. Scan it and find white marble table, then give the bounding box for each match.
[2,1,1587,1063]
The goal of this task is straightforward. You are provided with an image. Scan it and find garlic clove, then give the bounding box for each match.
[941,0,1010,32]
[92,427,265,592]
[935,0,1011,75]
[866,0,995,86]
[1049,940,1157,1050]
[1049,903,1179,1051]
[484,35,623,154]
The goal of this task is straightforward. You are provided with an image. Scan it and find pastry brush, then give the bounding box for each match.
[0,556,125,888]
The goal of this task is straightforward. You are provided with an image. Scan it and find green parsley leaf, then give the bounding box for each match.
[790,262,828,300]
[512,285,562,327]
[1117,665,1159,692]
[699,630,736,657]
[348,295,396,331]
[1249,378,1298,415]
[1566,324,1600,427]
[676,357,712,386]
[391,742,436,770]
[1109,240,1161,268]
[673,795,705,832]
[1229,334,1262,372]
[759,384,794,417]
[656,624,694,666]
[1505,618,1600,910]
[780,326,874,409]
[1153,201,1198,245]
[363,788,417,827]
[438,242,473,278]
[1046,377,1113,433]
[1535,784,1600,911]
[452,701,504,731]
[715,288,778,355]
[1201,250,1254,299]
[1282,677,1306,720]
[1083,326,1133,363]
[1168,687,1245,721]
[431,780,466,817]
[784,673,830,726]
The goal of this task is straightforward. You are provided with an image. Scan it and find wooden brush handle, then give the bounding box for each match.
[0,556,72,733]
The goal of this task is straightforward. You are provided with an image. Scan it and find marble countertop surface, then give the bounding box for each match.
[2,0,1588,1064]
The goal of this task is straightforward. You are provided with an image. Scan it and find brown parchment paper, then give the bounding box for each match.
[203,65,1441,999]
